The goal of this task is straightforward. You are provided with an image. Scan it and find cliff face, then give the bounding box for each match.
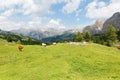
[103,12,120,32]
[84,12,120,35]
[83,19,105,35]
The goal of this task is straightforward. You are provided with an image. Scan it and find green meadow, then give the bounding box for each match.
[0,39,120,80]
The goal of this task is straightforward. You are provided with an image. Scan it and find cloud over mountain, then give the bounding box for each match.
[0,0,120,31]
[86,0,120,19]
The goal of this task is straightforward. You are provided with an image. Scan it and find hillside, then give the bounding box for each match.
[0,29,43,45]
[0,40,120,80]
[42,33,75,42]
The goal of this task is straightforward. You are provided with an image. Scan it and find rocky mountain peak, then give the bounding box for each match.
[102,12,120,32]
[83,19,105,35]
[95,19,105,30]
[112,12,120,18]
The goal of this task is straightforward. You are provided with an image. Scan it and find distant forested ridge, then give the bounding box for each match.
[0,29,43,45]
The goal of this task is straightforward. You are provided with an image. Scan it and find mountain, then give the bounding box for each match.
[42,28,82,42]
[83,12,120,35]
[12,28,65,39]
[0,28,81,43]
[83,19,105,35]
[42,33,75,42]
[11,28,81,40]
[0,29,23,40]
[102,12,120,32]
[0,29,43,45]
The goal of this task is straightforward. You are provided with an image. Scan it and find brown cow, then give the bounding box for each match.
[18,44,23,51]
[117,46,120,49]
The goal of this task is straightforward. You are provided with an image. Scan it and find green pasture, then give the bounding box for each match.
[0,39,120,80]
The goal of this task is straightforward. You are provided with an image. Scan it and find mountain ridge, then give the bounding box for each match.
[83,19,105,35]
[11,28,81,40]
[83,12,120,35]
[102,12,120,32]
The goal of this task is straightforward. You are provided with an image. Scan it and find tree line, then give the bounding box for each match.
[0,32,43,45]
[73,25,120,46]
[0,25,119,46]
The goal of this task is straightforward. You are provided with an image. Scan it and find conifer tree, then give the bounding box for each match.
[106,25,117,46]
[73,32,83,42]
[83,31,91,42]
[7,35,13,42]
[106,25,117,42]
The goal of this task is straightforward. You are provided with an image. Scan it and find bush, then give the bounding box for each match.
[106,40,113,47]
[7,35,13,42]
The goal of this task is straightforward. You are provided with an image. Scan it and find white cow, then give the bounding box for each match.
[69,42,88,46]
[53,42,57,45]
[42,43,47,47]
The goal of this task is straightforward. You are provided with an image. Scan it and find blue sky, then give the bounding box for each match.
[0,0,120,30]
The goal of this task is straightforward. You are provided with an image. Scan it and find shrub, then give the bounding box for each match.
[106,40,113,47]
[7,35,13,42]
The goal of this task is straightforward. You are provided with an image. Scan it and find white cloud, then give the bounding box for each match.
[1,9,15,17]
[0,0,84,30]
[0,0,23,9]
[62,0,83,14]
[0,14,65,31]
[0,15,66,31]
[0,0,64,30]
[28,17,42,29]
[0,15,42,31]
[0,0,65,16]
[86,0,120,19]
[0,16,25,30]
[47,10,55,15]
[46,19,65,29]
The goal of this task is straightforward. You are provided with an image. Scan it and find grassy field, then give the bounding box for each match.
[0,39,120,80]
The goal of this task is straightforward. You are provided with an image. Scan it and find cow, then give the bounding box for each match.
[53,42,57,45]
[18,44,24,51]
[117,46,120,49]
[42,43,47,47]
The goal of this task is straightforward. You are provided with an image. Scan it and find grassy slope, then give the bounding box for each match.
[0,39,120,80]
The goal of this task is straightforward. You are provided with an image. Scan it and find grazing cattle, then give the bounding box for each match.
[81,42,87,46]
[18,44,23,51]
[42,43,47,47]
[53,42,56,45]
[69,42,88,46]
[117,46,120,49]
[69,42,79,45]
